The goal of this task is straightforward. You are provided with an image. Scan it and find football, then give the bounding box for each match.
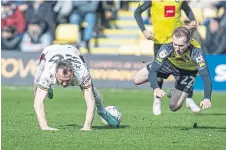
[101,106,122,125]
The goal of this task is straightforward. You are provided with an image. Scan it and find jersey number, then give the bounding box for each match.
[181,76,195,89]
[48,54,84,69]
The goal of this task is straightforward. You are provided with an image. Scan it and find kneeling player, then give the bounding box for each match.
[34,44,119,131]
[132,27,212,113]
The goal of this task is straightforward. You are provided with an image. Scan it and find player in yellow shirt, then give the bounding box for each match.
[133,27,212,113]
[134,0,199,115]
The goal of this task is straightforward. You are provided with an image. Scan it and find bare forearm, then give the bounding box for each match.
[84,102,95,128]
[83,88,95,128]
[34,102,48,129]
[84,97,95,128]
[33,87,48,129]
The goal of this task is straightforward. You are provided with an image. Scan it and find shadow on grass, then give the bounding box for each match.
[59,124,129,130]
[58,124,82,129]
[64,124,82,127]
[197,113,226,116]
[180,126,226,131]
[168,113,226,116]
[161,125,226,132]
[92,125,129,129]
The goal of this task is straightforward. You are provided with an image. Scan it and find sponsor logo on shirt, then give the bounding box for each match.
[159,49,169,59]
[196,55,204,64]
[164,6,176,17]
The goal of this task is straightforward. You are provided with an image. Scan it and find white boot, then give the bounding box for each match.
[186,98,201,113]
[153,97,161,115]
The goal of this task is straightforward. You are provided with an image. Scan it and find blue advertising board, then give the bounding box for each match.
[194,55,226,91]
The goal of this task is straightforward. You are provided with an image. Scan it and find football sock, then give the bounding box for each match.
[157,77,163,89]
[187,88,193,98]
[93,87,106,114]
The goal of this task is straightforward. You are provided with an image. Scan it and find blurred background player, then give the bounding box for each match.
[136,27,212,112]
[33,44,119,131]
[134,0,199,115]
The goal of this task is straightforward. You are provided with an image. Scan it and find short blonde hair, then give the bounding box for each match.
[173,27,191,42]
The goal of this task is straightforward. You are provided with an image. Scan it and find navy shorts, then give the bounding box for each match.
[147,61,198,93]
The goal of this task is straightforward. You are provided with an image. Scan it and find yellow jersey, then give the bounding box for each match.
[156,39,205,71]
[150,0,183,44]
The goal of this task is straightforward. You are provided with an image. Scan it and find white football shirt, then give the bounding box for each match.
[34,44,91,90]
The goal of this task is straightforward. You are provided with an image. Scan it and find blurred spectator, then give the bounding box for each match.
[214,1,226,30]
[184,20,203,48]
[1,26,21,50]
[11,0,30,13]
[54,0,73,24]
[189,0,215,8]
[1,1,26,34]
[101,1,119,29]
[69,1,100,52]
[20,18,52,52]
[203,18,226,54]
[25,0,56,38]
[120,1,129,11]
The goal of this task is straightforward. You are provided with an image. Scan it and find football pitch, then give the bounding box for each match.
[2,87,226,150]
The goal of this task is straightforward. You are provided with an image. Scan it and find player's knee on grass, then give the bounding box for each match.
[169,103,180,112]
[169,89,188,112]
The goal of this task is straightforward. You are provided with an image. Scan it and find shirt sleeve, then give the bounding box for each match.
[36,70,52,91]
[148,45,171,89]
[181,1,196,21]
[80,72,92,89]
[34,53,46,84]
[192,48,212,100]
[134,1,152,32]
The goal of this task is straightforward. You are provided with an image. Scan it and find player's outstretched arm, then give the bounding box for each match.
[81,85,96,131]
[198,67,212,110]
[149,45,170,97]
[148,61,166,98]
[34,87,58,130]
[194,49,212,110]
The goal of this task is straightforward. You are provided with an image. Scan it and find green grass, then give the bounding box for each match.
[2,87,226,150]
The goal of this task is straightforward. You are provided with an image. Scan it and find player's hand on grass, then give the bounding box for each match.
[153,88,166,98]
[41,126,59,131]
[142,30,154,40]
[80,126,92,131]
[200,99,211,109]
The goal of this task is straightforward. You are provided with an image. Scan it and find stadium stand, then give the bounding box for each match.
[1,1,225,55]
[53,24,80,44]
